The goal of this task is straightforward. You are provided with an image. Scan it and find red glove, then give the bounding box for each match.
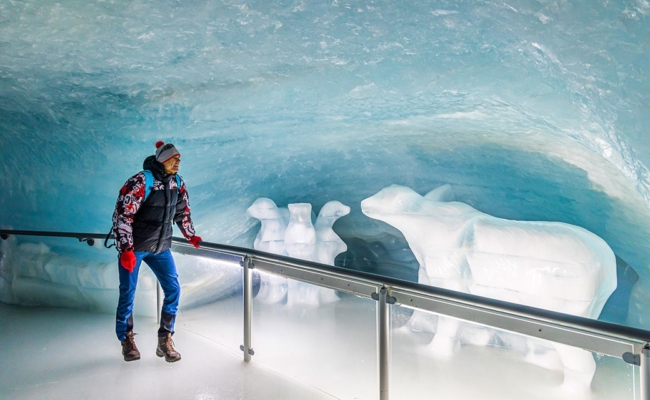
[188,235,203,249]
[120,250,137,273]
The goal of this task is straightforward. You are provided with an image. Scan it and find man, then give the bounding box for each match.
[112,141,202,363]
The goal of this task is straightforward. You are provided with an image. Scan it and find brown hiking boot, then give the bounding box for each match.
[156,333,181,363]
[121,331,140,362]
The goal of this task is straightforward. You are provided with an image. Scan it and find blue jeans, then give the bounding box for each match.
[115,249,181,341]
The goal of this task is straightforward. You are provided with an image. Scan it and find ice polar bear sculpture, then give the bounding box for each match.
[361,184,617,396]
[246,198,350,306]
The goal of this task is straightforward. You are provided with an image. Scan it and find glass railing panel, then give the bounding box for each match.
[0,231,644,400]
[0,233,245,343]
[176,255,244,353]
[591,354,638,399]
[389,304,637,400]
[251,272,378,400]
[0,235,118,313]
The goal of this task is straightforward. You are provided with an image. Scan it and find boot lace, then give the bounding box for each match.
[124,332,138,350]
[164,335,176,353]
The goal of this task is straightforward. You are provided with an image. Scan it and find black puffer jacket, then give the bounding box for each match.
[132,156,179,253]
[112,156,196,254]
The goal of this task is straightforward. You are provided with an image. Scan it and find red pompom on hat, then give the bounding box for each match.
[155,141,180,163]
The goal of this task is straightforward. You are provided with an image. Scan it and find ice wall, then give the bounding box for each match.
[1,1,650,328]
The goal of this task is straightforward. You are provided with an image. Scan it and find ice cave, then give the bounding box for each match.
[1,1,650,399]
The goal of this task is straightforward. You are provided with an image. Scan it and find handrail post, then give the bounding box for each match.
[241,256,254,362]
[377,287,391,400]
[642,347,650,400]
[156,280,162,324]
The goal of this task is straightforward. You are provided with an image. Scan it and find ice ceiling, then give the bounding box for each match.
[1,0,650,327]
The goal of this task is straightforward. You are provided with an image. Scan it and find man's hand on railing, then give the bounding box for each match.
[120,250,137,273]
[188,236,203,249]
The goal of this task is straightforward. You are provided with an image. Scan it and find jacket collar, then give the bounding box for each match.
[142,155,173,182]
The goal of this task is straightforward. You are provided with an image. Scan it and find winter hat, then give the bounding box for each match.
[155,141,180,163]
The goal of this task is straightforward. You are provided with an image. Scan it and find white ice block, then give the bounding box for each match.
[361,184,618,394]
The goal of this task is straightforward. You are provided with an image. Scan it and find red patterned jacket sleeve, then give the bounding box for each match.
[112,173,147,253]
[174,176,196,239]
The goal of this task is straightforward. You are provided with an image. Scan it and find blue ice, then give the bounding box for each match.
[0,1,649,397]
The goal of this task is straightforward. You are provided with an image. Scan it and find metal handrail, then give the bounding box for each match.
[2,228,649,355]
[176,241,650,354]
[2,228,649,399]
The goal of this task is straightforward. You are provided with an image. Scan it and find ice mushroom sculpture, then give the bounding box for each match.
[361,184,617,396]
[247,198,350,306]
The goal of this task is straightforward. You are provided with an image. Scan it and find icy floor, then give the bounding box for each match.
[0,302,333,400]
[0,292,639,400]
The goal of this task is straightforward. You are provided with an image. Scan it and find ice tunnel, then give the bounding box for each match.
[1,1,650,399]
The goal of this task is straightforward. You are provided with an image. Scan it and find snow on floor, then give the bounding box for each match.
[0,291,639,400]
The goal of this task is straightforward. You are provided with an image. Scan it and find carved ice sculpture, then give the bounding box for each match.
[284,203,319,306]
[314,201,351,265]
[246,198,290,304]
[247,198,350,306]
[361,184,617,396]
[311,201,350,304]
